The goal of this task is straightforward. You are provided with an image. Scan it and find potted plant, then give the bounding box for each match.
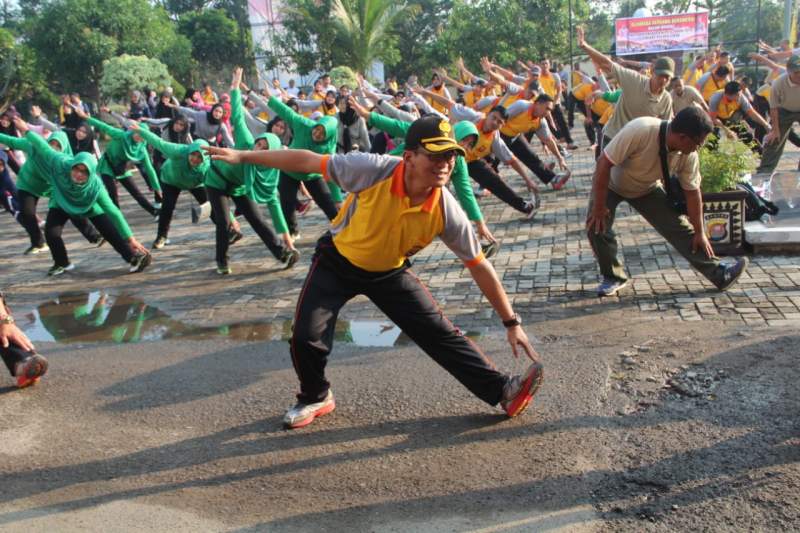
[697,134,757,255]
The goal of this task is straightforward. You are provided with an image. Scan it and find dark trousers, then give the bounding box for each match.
[752,96,800,148]
[157,183,209,239]
[566,93,576,128]
[206,186,285,266]
[101,174,157,216]
[45,207,133,267]
[552,103,573,144]
[500,134,555,184]
[278,173,340,235]
[1,343,33,376]
[467,159,529,213]
[290,234,507,404]
[18,190,100,247]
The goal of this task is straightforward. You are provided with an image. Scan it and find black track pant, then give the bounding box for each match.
[290,234,508,404]
[18,190,101,248]
[467,160,529,213]
[45,207,133,267]
[552,103,574,144]
[1,343,33,376]
[206,186,285,266]
[500,134,556,184]
[102,174,157,216]
[157,183,211,239]
[278,173,339,235]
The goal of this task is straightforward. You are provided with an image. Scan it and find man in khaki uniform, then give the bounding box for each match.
[757,55,800,174]
[576,26,673,146]
[670,77,709,114]
[586,107,749,296]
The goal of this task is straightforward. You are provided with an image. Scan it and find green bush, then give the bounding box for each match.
[698,134,758,193]
[100,55,172,101]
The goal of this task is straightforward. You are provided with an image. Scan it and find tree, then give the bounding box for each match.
[25,0,191,99]
[0,28,55,111]
[328,0,419,73]
[269,0,353,75]
[99,55,172,100]
[178,8,246,80]
[390,0,452,79]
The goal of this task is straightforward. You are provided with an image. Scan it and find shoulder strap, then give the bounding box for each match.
[658,120,671,195]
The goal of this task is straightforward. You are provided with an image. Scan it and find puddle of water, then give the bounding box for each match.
[21,291,483,347]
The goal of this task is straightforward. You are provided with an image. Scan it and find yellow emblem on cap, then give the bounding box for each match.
[439,120,451,134]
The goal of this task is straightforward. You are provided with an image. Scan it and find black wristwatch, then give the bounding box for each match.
[502,313,521,328]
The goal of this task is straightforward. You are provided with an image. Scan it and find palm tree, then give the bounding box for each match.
[330,0,419,73]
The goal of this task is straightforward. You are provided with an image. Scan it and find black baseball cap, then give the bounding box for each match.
[405,116,466,156]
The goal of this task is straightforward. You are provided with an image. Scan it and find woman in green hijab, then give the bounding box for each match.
[12,117,152,276]
[202,67,299,275]
[130,122,214,249]
[71,106,161,218]
[0,129,103,254]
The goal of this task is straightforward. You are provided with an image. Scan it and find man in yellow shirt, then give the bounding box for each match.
[205,116,543,429]
[540,59,577,149]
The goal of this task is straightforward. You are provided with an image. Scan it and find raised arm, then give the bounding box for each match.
[414,85,455,110]
[129,121,188,159]
[434,68,467,91]
[228,68,255,149]
[576,26,613,74]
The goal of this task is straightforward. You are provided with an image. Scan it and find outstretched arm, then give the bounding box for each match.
[204,146,324,176]
[576,26,613,74]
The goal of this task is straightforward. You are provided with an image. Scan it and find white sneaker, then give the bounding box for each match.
[283,390,336,429]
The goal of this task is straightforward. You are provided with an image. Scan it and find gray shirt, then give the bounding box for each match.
[604,62,673,140]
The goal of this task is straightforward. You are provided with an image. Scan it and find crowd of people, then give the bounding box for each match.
[2,29,799,428]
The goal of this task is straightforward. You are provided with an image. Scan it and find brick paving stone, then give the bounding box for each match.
[3,124,800,330]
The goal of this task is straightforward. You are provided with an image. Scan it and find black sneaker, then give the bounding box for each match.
[228,229,244,245]
[47,263,75,276]
[280,249,300,270]
[523,201,537,220]
[482,241,500,259]
[153,236,169,249]
[152,208,161,222]
[129,252,152,273]
[714,257,749,291]
[216,262,232,275]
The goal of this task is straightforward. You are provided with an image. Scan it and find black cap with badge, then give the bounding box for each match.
[405,115,466,157]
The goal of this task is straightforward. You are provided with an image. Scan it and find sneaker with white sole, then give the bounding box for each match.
[529,189,542,211]
[500,362,544,417]
[191,202,212,224]
[153,236,169,249]
[522,201,537,220]
[129,252,152,273]
[216,262,232,275]
[280,249,300,270]
[47,263,75,276]
[284,390,336,429]
[482,241,500,259]
[597,277,629,296]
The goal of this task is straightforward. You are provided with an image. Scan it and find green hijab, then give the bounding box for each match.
[246,132,281,204]
[179,139,210,181]
[120,123,150,161]
[49,152,103,216]
[47,131,73,157]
